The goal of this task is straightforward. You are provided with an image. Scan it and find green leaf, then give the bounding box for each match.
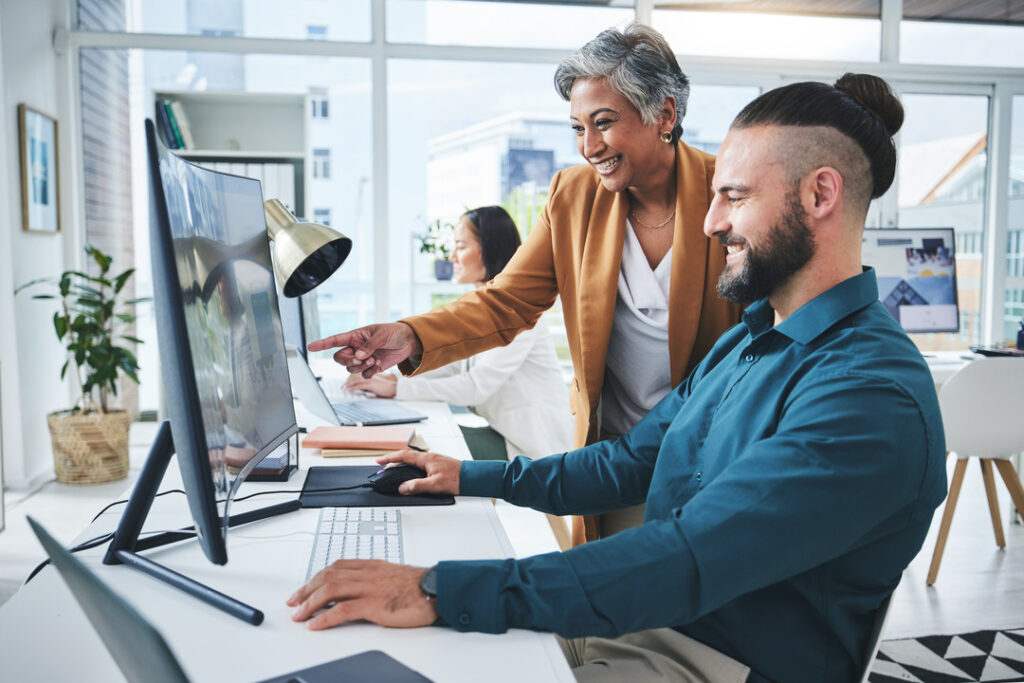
[121,335,144,344]
[15,276,55,294]
[53,312,68,340]
[60,360,69,380]
[113,269,135,294]
[116,313,135,323]
[31,294,56,300]
[124,297,152,305]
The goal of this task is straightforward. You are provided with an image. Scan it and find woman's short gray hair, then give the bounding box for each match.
[554,23,690,142]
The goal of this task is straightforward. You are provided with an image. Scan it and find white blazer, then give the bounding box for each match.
[395,319,573,460]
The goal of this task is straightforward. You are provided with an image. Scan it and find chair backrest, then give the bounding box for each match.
[938,357,1024,459]
[859,593,893,683]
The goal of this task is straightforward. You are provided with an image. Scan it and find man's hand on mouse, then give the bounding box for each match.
[376,450,461,496]
[287,561,437,630]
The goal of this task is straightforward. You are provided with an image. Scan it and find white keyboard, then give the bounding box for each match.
[305,507,404,580]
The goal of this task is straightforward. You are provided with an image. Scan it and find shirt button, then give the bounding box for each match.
[459,613,471,625]
[745,354,754,362]
[696,472,702,481]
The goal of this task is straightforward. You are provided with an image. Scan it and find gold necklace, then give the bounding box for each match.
[629,207,676,229]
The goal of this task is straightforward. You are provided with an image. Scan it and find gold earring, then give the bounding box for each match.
[661,131,673,144]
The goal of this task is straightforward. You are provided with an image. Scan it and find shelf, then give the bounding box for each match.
[174,150,304,161]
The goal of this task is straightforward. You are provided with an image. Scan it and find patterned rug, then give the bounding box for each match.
[870,628,1024,682]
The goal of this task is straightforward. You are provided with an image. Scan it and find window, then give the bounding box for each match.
[897,93,990,350]
[84,46,372,414]
[306,25,327,41]
[902,21,1024,69]
[386,0,632,49]
[112,0,371,41]
[653,9,879,61]
[313,208,332,226]
[312,148,331,179]
[310,88,329,120]
[1005,95,1024,345]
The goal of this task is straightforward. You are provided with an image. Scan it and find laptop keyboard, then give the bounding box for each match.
[306,507,404,580]
[332,401,392,425]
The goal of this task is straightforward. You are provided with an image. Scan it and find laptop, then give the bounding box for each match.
[26,516,432,683]
[286,345,427,426]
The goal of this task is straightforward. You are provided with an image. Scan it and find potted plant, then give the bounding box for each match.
[418,218,454,281]
[16,245,147,484]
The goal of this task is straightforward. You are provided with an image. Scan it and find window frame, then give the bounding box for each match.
[61,0,1024,346]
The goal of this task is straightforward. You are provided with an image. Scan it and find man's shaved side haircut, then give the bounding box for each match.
[731,73,903,216]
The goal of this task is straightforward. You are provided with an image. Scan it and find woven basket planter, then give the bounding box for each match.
[47,410,132,485]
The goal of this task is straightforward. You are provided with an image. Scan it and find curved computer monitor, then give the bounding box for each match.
[863,227,960,334]
[146,119,298,564]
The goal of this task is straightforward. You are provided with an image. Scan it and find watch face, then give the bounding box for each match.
[420,566,438,597]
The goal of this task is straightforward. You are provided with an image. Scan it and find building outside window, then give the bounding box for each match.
[310,88,329,120]
[313,208,332,226]
[312,148,331,179]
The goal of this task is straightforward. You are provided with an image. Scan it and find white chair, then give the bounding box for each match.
[859,593,893,683]
[926,357,1024,585]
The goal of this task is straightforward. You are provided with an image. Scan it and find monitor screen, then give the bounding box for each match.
[147,120,297,563]
[862,227,959,334]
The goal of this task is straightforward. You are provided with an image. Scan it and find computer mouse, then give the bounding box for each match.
[368,464,428,494]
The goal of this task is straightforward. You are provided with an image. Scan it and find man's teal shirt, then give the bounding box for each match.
[436,268,947,682]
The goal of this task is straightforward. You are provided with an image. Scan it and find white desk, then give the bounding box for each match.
[0,400,573,682]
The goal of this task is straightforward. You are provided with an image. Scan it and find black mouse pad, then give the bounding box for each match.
[299,466,455,508]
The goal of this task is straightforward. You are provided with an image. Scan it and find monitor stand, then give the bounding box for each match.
[102,421,300,625]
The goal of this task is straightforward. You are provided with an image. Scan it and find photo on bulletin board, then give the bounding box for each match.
[18,103,61,233]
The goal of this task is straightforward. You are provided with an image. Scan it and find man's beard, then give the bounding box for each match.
[716,194,815,305]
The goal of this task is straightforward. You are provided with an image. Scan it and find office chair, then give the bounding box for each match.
[859,592,893,683]
[926,357,1024,585]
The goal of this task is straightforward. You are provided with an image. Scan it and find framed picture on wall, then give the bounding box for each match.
[18,103,61,233]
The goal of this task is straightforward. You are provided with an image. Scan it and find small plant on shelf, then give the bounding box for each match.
[16,245,149,484]
[418,218,454,280]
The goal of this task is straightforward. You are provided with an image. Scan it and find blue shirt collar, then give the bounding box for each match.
[742,267,879,345]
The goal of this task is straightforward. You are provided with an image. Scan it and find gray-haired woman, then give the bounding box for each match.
[311,23,742,546]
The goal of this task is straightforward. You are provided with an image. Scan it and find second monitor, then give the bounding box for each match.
[862,227,960,334]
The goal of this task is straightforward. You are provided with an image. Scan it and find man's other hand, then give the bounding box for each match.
[287,561,437,630]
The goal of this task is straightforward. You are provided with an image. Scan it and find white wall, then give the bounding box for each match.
[1,0,78,489]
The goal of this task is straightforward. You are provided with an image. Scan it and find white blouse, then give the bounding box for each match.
[600,220,674,437]
[395,319,573,460]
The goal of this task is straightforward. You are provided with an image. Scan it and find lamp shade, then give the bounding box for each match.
[264,198,351,297]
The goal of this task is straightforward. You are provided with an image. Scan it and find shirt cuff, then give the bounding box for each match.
[435,558,515,633]
[459,460,507,498]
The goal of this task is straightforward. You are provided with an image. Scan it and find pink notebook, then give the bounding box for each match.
[301,425,415,450]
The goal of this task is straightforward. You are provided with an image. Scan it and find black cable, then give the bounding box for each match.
[90,488,186,523]
[26,484,371,585]
[232,483,370,503]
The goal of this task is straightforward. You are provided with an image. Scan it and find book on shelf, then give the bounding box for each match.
[167,100,195,149]
[153,101,178,149]
[161,101,185,149]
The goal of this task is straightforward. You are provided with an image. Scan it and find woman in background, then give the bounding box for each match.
[346,206,573,463]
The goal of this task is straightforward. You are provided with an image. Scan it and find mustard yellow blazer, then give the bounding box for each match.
[401,141,742,541]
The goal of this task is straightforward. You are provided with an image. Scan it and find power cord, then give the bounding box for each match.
[25,483,372,585]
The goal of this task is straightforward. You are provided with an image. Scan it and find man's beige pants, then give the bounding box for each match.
[559,628,751,682]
